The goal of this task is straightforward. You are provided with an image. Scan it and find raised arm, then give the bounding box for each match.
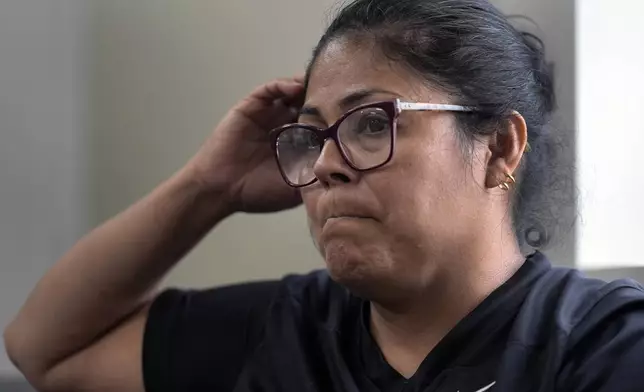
[3,76,304,392]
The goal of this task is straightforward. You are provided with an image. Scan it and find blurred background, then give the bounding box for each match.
[0,0,642,389]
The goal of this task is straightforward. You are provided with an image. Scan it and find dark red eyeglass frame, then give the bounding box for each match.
[268,99,478,188]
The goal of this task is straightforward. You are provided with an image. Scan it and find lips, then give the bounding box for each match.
[317,194,378,226]
[324,216,373,228]
[323,216,373,234]
[327,213,371,220]
[322,209,376,225]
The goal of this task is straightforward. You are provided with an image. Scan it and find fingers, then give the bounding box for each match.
[270,99,300,126]
[250,76,305,105]
[234,76,305,123]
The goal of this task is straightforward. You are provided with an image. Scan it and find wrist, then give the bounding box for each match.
[173,163,236,223]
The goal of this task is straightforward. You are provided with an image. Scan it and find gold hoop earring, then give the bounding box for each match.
[498,173,516,191]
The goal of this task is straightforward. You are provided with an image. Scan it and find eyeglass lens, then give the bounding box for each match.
[275,106,393,186]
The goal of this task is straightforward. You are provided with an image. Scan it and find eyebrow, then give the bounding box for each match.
[299,88,400,118]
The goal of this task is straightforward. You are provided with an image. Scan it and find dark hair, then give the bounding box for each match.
[306,0,573,250]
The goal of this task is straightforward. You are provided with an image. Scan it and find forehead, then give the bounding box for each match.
[305,37,433,110]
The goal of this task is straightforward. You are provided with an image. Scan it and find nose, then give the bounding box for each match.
[313,140,358,187]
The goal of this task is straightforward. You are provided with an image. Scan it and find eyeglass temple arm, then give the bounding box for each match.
[397,100,534,152]
[396,100,478,113]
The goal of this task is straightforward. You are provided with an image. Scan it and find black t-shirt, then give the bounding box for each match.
[143,252,644,392]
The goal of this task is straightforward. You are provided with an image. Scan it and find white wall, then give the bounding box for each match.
[576,0,644,270]
[0,0,92,376]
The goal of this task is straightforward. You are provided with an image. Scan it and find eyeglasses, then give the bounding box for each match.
[269,99,479,187]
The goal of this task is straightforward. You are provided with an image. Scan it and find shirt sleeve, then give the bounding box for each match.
[142,280,281,392]
[557,282,644,392]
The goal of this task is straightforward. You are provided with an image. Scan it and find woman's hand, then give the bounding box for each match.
[188,76,306,214]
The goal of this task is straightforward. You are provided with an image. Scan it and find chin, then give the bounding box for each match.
[322,239,398,300]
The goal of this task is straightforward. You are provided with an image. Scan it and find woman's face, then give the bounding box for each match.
[300,38,497,300]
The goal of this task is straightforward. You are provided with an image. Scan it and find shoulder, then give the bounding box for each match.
[564,273,644,334]
[558,275,644,390]
[147,269,350,334]
[143,270,352,392]
[541,263,643,328]
[535,262,644,336]
[513,253,644,338]
[522,256,644,391]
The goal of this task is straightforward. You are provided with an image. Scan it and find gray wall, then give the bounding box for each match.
[92,0,334,289]
[0,0,92,378]
[0,379,34,392]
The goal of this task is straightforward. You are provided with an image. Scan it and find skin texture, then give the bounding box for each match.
[300,37,528,376]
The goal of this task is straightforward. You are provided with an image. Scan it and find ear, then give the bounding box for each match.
[484,111,528,189]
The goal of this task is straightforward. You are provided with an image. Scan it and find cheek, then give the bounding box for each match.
[392,137,454,194]
[301,188,322,234]
[383,134,468,227]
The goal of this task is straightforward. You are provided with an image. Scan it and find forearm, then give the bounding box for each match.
[4,165,231,376]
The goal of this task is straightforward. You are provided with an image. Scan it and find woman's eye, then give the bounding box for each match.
[358,115,389,135]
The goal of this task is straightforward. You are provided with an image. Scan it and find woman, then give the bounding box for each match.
[5,0,644,391]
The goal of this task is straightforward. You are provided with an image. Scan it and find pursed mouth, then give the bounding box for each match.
[325,215,374,223]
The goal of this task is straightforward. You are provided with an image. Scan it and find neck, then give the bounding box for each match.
[369,238,524,378]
